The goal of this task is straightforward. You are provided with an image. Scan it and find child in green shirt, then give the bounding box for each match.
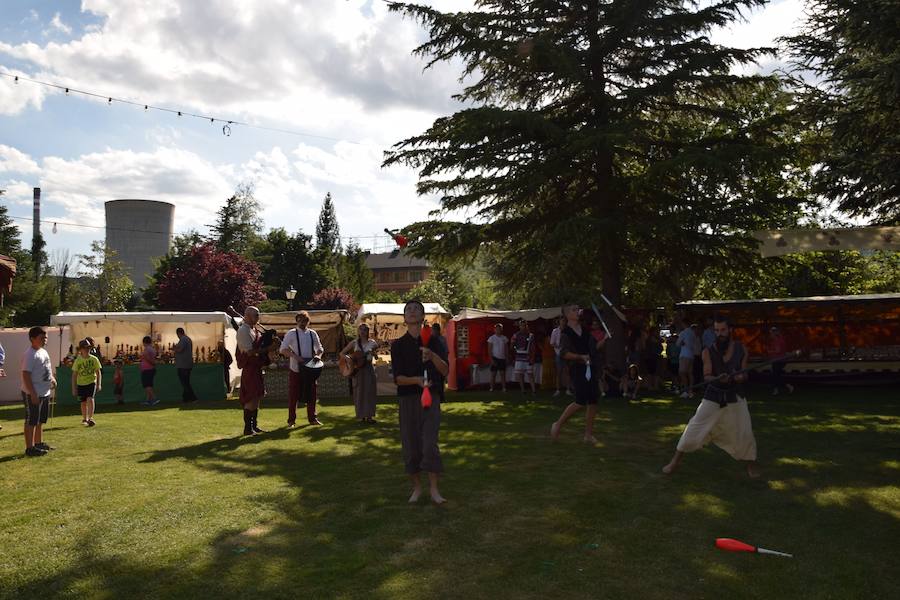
[71,339,102,427]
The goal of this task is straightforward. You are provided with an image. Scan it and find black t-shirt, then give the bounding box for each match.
[390,332,448,396]
[559,325,593,364]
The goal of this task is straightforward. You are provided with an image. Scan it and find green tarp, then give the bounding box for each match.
[55,364,226,405]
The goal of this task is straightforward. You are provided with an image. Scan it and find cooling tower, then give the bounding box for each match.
[105,199,174,289]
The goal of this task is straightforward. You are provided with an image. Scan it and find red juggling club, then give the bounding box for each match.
[715,538,793,558]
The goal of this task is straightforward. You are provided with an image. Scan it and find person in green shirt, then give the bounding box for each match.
[71,339,102,427]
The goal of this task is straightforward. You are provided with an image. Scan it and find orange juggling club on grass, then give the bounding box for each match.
[715,538,793,558]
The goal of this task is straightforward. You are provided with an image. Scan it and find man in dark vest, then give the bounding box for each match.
[662,314,760,478]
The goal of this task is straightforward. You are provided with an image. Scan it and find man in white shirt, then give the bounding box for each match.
[21,327,56,457]
[279,310,324,426]
[485,323,508,392]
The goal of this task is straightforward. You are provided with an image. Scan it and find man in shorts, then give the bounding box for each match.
[662,315,760,478]
[550,304,600,445]
[21,327,56,457]
[71,339,102,426]
[511,319,536,394]
[486,323,508,392]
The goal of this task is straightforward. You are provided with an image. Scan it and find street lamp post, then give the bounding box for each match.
[285,285,297,310]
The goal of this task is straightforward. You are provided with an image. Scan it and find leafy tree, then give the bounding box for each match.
[253,228,333,307]
[315,192,342,254]
[308,287,357,312]
[384,1,805,363]
[337,242,375,302]
[407,277,452,310]
[209,183,263,255]
[0,203,58,326]
[141,230,205,308]
[156,242,266,312]
[71,241,135,312]
[786,0,900,223]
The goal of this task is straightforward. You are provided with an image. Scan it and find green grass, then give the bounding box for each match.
[1,385,898,599]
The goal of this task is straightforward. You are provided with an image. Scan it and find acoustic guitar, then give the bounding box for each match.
[339,350,366,378]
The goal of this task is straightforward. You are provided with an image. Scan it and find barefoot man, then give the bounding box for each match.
[390,300,450,504]
[662,315,760,478]
[550,304,600,445]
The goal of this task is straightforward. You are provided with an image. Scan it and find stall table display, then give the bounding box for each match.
[49,311,238,397]
[55,364,226,404]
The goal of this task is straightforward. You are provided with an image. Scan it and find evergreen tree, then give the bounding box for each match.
[385,1,805,362]
[315,192,342,254]
[786,0,900,223]
[209,182,263,255]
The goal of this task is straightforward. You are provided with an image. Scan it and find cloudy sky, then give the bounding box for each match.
[0,0,806,260]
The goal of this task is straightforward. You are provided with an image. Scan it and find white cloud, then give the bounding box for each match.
[47,12,73,36]
[0,0,469,146]
[0,68,52,115]
[0,145,41,174]
[0,139,438,249]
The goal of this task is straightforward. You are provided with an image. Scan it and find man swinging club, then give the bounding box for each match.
[662,315,760,478]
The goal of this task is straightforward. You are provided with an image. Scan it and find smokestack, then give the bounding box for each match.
[33,187,40,241]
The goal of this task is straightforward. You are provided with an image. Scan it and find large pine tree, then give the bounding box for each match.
[384,0,805,362]
[315,192,342,254]
[786,0,900,224]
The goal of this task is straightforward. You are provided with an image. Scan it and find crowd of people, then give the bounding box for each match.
[4,303,795,499]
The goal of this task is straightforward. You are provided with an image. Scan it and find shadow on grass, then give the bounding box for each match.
[4,388,900,599]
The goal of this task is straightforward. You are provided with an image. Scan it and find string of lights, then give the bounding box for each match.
[5,213,397,249]
[0,69,375,145]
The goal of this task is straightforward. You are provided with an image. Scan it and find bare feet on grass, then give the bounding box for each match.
[408,487,422,503]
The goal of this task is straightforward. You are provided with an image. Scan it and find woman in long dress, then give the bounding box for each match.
[341,324,379,424]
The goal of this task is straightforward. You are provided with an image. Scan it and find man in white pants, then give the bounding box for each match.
[662,315,760,478]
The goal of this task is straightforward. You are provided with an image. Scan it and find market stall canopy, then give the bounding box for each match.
[753,226,900,257]
[0,253,17,296]
[50,311,232,359]
[356,303,449,321]
[259,310,349,353]
[454,307,563,322]
[356,303,450,344]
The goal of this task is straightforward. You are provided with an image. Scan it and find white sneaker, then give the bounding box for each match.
[566,390,573,397]
[680,392,689,399]
[772,388,779,396]
[553,390,560,397]
[787,384,795,393]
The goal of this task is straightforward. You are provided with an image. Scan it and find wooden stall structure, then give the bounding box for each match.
[677,293,900,380]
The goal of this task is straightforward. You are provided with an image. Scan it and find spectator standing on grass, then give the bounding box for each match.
[767,326,794,396]
[677,323,700,398]
[701,317,716,350]
[174,327,197,403]
[71,339,101,427]
[140,335,159,406]
[511,319,536,394]
[21,327,56,457]
[220,341,233,394]
[486,323,508,393]
[113,359,125,404]
[550,315,571,397]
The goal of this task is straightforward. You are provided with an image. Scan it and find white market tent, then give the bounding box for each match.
[355,303,450,344]
[49,312,237,366]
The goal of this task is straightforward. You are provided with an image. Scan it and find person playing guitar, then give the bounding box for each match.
[340,323,381,424]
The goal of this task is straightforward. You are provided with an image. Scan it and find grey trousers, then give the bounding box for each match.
[398,393,443,474]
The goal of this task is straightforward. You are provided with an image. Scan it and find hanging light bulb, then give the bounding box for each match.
[52,222,58,234]
[108,97,112,104]
[222,123,232,137]
[65,87,69,94]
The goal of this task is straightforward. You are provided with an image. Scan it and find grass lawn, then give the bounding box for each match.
[1,385,898,599]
